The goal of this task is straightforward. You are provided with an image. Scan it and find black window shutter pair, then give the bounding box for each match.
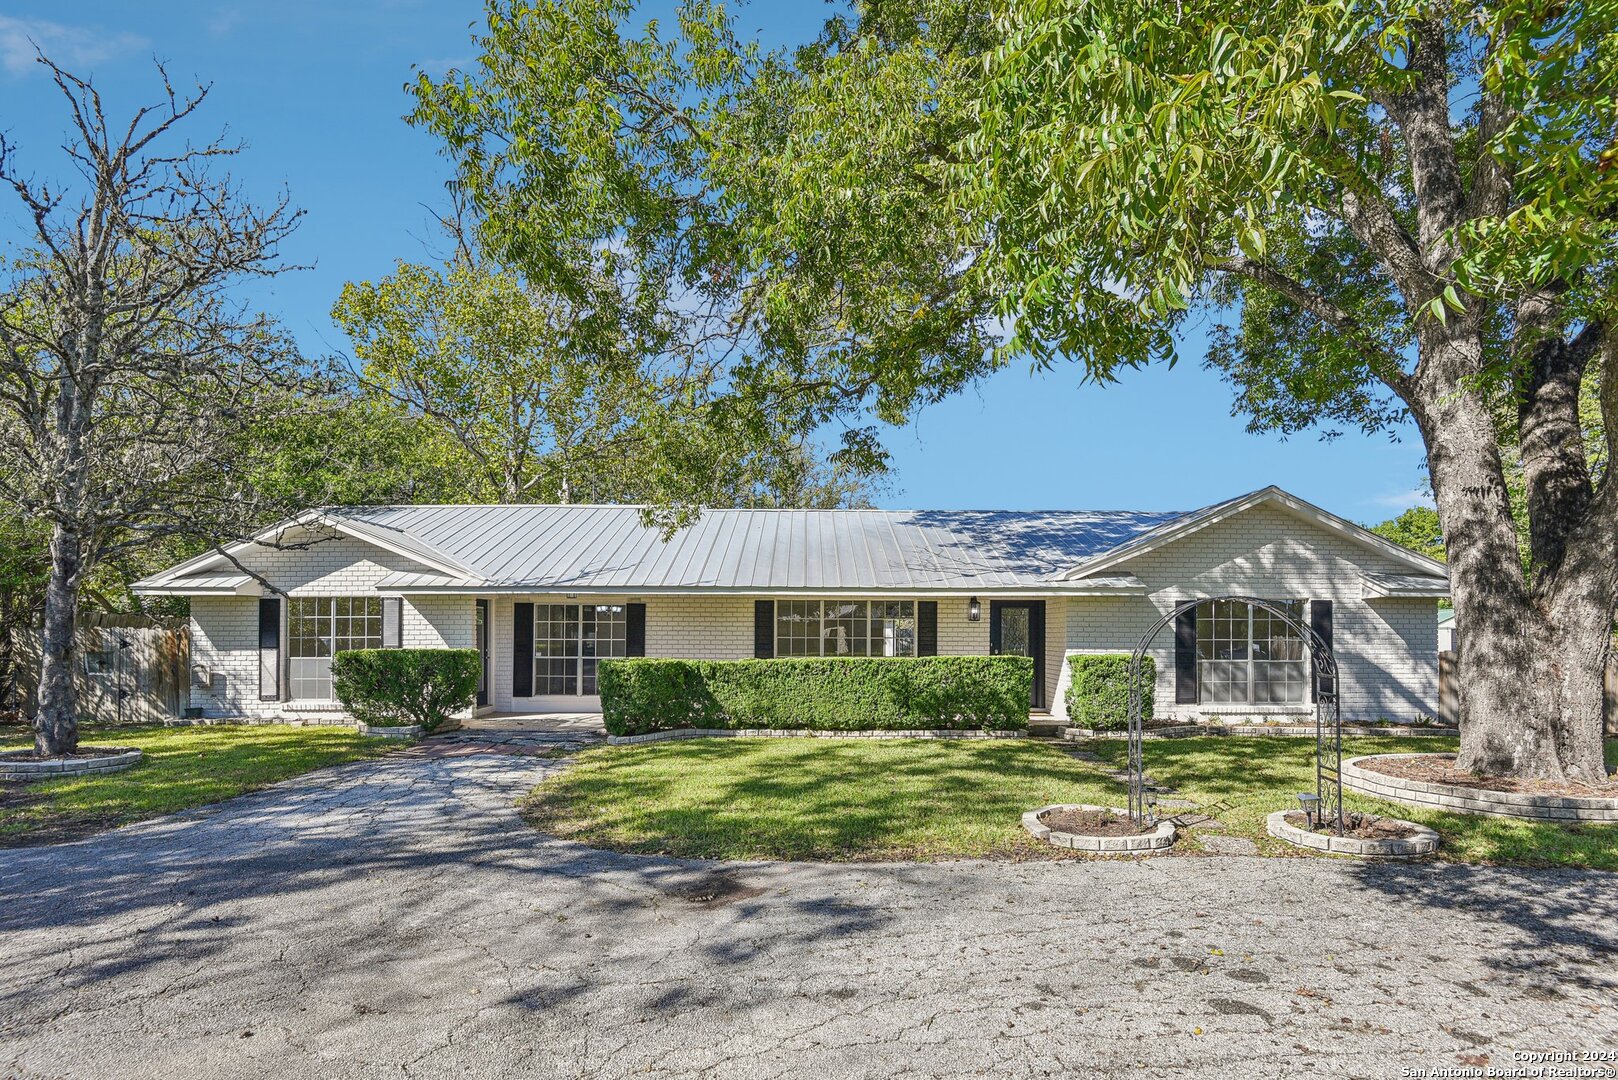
[1171,600,1336,704]
[750,600,938,658]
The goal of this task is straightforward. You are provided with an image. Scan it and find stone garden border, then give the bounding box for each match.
[1265,808,1439,857]
[0,748,143,780]
[1343,754,1618,823]
[1021,803,1177,854]
[1064,723,1457,741]
[607,728,1027,746]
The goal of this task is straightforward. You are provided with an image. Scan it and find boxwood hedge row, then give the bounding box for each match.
[598,655,1034,736]
[331,648,481,732]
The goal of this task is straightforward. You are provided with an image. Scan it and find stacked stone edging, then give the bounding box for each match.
[1343,754,1618,822]
[0,748,143,780]
[1064,723,1457,741]
[607,727,1027,746]
[1021,803,1176,853]
[1265,809,1439,857]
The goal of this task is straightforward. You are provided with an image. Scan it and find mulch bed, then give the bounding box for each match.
[0,746,131,763]
[1038,807,1151,837]
[1282,810,1416,840]
[1358,754,1618,797]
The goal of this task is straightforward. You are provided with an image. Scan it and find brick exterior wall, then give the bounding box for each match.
[187,527,475,718]
[186,505,1437,723]
[1048,502,1439,724]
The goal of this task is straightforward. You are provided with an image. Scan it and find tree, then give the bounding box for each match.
[1370,507,1446,563]
[406,0,1002,511]
[333,260,649,503]
[0,59,324,756]
[974,0,1617,781]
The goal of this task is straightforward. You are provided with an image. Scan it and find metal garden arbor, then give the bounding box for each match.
[1124,596,1343,834]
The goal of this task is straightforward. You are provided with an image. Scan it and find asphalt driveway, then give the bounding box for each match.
[3,735,1615,1079]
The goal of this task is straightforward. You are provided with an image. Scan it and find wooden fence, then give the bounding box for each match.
[8,613,190,725]
[1439,649,1618,735]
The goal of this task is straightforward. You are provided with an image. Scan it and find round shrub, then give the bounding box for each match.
[331,648,481,733]
[1064,653,1154,732]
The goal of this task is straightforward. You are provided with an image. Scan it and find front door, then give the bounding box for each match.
[475,599,490,707]
[990,600,1046,710]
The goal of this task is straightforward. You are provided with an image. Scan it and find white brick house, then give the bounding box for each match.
[133,486,1447,724]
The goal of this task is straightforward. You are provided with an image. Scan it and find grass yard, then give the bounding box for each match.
[0,723,402,847]
[521,734,1618,868]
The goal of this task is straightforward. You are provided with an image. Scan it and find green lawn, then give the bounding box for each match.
[0,723,403,846]
[521,735,1618,868]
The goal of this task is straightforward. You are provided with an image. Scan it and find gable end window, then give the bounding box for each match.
[774,600,916,657]
[1194,599,1307,704]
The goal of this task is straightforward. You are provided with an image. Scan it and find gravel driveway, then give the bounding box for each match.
[3,734,1615,1079]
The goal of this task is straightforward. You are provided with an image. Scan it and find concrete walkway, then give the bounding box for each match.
[2,733,1614,1079]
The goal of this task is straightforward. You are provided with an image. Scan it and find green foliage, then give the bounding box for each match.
[1064,654,1154,732]
[330,649,482,732]
[1369,507,1447,563]
[406,1,1000,502]
[598,655,1033,736]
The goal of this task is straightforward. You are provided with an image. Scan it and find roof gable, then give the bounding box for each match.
[1057,486,1449,581]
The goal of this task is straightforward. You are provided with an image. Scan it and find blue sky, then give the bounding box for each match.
[0,1,1430,521]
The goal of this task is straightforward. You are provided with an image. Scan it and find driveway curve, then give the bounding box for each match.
[3,734,1615,1079]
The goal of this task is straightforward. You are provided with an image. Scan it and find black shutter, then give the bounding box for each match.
[258,597,281,701]
[381,597,403,648]
[625,603,646,657]
[1310,599,1335,702]
[917,601,938,657]
[513,601,534,697]
[1174,605,1198,704]
[753,600,775,658]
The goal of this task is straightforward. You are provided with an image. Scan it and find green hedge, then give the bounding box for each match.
[331,648,481,732]
[598,655,1034,736]
[1064,653,1154,732]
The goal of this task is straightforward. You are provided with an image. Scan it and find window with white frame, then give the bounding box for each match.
[1195,599,1308,704]
[533,603,626,695]
[774,600,916,657]
[287,597,383,699]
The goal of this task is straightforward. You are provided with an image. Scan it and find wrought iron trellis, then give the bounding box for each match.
[1125,596,1342,833]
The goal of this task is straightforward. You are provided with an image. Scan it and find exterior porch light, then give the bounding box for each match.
[968,596,981,622]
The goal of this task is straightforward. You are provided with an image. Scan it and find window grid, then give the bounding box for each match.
[533,604,626,695]
[774,600,915,658]
[1196,600,1307,705]
[287,596,382,700]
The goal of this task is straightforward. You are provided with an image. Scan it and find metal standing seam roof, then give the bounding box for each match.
[257,504,1195,592]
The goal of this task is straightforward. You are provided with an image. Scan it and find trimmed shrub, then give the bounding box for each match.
[1064,653,1154,732]
[331,648,481,733]
[598,655,1033,737]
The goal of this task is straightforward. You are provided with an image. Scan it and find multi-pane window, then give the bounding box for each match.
[774,600,915,658]
[287,597,382,699]
[532,604,626,695]
[1195,599,1307,704]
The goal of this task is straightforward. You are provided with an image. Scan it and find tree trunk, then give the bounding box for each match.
[34,522,86,757]
[1416,331,1614,783]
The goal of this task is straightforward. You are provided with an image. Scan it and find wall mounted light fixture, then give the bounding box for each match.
[968,596,981,622]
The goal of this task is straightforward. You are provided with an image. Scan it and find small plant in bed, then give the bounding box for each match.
[1281,810,1418,841]
[1038,806,1149,836]
[331,648,480,733]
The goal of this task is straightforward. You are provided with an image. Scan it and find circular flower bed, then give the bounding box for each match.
[1266,808,1438,857]
[0,746,143,780]
[1343,754,1618,823]
[1022,802,1176,853]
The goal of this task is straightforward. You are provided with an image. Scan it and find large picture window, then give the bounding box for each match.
[533,604,626,695]
[287,596,383,700]
[1195,599,1307,704]
[774,600,916,658]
